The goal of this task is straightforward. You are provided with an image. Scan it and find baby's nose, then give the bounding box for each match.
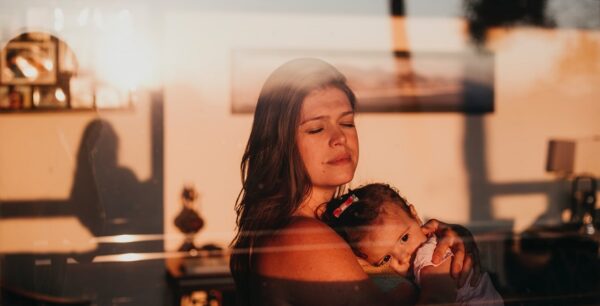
[392,249,411,265]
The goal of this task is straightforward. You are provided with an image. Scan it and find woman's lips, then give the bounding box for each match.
[327,155,352,165]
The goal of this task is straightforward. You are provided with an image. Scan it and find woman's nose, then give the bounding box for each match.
[329,126,347,146]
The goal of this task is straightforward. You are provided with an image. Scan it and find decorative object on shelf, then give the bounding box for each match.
[1,37,57,85]
[571,175,597,235]
[181,289,223,306]
[546,137,599,235]
[0,31,132,112]
[174,185,205,252]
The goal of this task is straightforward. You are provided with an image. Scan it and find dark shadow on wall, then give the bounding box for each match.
[456,0,600,227]
[463,0,553,45]
[391,0,600,45]
[464,116,572,226]
[0,91,165,305]
[464,0,600,43]
[463,116,600,230]
[71,118,161,239]
[463,116,600,304]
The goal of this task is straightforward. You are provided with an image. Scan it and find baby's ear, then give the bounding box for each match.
[408,205,423,225]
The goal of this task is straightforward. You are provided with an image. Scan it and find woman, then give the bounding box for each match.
[231,58,480,305]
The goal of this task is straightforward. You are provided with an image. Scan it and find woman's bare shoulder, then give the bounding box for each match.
[255,216,368,281]
[261,216,348,246]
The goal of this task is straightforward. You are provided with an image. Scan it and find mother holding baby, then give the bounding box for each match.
[230,58,481,305]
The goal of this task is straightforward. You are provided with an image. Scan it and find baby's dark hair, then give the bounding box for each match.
[321,183,411,258]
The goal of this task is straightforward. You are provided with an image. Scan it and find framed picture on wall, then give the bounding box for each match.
[1,40,57,85]
[231,49,494,113]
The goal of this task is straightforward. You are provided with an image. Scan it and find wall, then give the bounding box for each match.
[162,4,600,251]
[0,3,162,253]
[0,1,598,254]
[0,5,166,300]
[0,109,153,200]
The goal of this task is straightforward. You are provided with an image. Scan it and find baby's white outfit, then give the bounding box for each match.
[413,236,504,306]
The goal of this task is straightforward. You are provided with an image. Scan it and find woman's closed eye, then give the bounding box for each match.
[307,128,323,134]
[340,121,355,128]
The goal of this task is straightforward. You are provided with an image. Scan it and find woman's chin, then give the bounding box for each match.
[312,171,354,189]
[333,174,354,186]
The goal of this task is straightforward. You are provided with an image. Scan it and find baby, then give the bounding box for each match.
[322,183,503,305]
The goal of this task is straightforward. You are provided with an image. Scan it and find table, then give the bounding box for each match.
[165,255,236,306]
[502,226,600,305]
[0,216,96,254]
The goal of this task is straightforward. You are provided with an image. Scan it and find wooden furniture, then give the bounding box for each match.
[165,255,235,306]
[1,282,92,306]
[502,226,600,305]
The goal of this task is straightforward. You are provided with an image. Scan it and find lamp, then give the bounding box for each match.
[546,138,598,234]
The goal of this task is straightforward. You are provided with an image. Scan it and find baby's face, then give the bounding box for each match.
[358,202,427,276]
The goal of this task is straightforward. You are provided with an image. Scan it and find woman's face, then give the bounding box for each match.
[296,86,359,191]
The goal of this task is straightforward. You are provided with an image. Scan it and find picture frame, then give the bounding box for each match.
[1,40,57,85]
[231,49,494,113]
[0,85,32,110]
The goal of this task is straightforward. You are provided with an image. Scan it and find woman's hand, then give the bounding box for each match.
[421,219,482,288]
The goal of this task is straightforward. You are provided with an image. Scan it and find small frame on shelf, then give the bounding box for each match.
[0,85,32,110]
[32,86,69,109]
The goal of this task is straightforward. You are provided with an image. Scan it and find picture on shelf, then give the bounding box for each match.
[32,86,68,108]
[1,40,57,85]
[0,85,31,110]
[231,49,494,113]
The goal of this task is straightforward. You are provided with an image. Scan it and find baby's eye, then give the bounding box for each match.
[377,254,392,267]
[401,234,409,242]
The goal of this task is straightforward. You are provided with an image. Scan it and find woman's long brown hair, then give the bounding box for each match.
[230,58,356,304]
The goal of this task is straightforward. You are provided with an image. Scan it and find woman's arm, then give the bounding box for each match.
[417,257,457,304]
[421,219,482,287]
[255,217,412,306]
